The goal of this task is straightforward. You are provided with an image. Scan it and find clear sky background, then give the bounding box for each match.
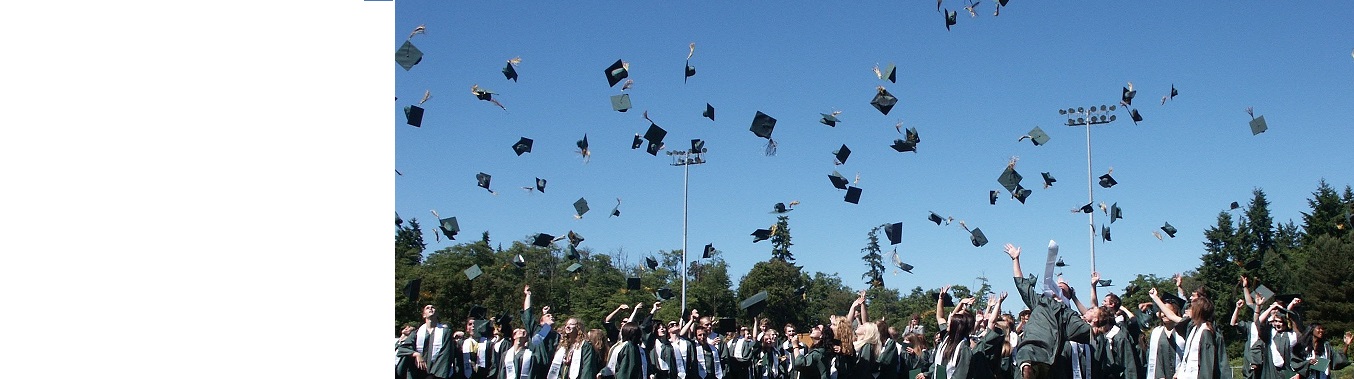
[397,1,1354,302]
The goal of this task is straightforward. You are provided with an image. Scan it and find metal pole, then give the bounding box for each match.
[682,160,689,317]
[1086,109,1096,276]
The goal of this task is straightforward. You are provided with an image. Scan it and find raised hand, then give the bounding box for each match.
[1003,243,1021,260]
[1236,299,1246,309]
[1091,272,1100,285]
[1148,288,1159,299]
[1241,275,1249,288]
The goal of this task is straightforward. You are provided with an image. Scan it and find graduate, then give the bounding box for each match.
[548,317,600,379]
[846,295,879,379]
[793,325,831,379]
[753,328,790,379]
[1003,242,1109,379]
[920,286,1006,379]
[1135,294,1185,379]
[1255,300,1306,379]
[1232,276,1266,379]
[416,304,461,379]
[399,323,420,379]
[1294,323,1349,379]
[877,320,901,379]
[1074,274,1142,379]
[611,323,651,379]
[901,333,933,379]
[1148,287,1229,379]
[693,324,728,379]
[730,326,758,379]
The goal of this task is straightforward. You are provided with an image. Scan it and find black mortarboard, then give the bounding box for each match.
[881,63,897,83]
[1272,293,1302,305]
[567,231,584,247]
[626,277,642,290]
[645,256,658,270]
[751,229,772,243]
[845,186,863,204]
[565,244,581,260]
[829,171,850,190]
[646,141,662,156]
[468,305,488,320]
[1041,172,1056,188]
[404,105,424,127]
[891,138,918,153]
[610,200,621,217]
[1129,108,1142,124]
[566,262,583,273]
[403,278,421,303]
[1230,201,1241,210]
[989,190,999,205]
[1121,86,1137,106]
[703,243,715,259]
[532,233,555,247]
[644,124,667,145]
[396,40,423,71]
[702,103,715,121]
[573,198,590,218]
[503,61,518,82]
[604,59,628,87]
[513,254,527,268]
[750,111,776,139]
[715,318,737,334]
[1095,280,1113,287]
[795,285,808,299]
[884,222,903,245]
[1101,225,1112,242]
[1056,257,1067,267]
[1250,115,1268,135]
[1170,84,1178,99]
[1158,291,1186,310]
[535,178,547,193]
[821,113,841,127]
[656,288,674,301]
[1254,285,1275,302]
[871,87,898,115]
[473,320,492,339]
[1013,186,1032,204]
[1027,126,1050,146]
[969,228,988,247]
[1079,203,1094,213]
[690,139,705,154]
[944,9,958,30]
[998,166,1023,193]
[772,202,792,214]
[439,217,460,240]
[932,292,956,307]
[1109,203,1123,223]
[610,94,632,112]
[512,137,534,156]
[396,212,404,226]
[685,62,696,81]
[1161,222,1177,238]
[631,134,643,149]
[1099,173,1117,188]
[741,290,769,318]
[929,212,944,225]
[477,172,493,192]
[895,255,914,273]
[834,144,851,165]
[464,264,483,280]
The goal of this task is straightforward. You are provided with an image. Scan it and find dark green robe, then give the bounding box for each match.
[753,345,791,379]
[398,335,418,379]
[1174,320,1232,379]
[1092,325,1142,379]
[1140,325,1178,379]
[423,325,460,379]
[793,347,829,379]
[849,343,879,379]
[1012,275,1092,368]
[523,309,560,379]
[616,342,649,379]
[879,339,900,379]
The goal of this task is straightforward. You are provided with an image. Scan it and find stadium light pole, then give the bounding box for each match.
[1059,105,1116,277]
[668,139,707,317]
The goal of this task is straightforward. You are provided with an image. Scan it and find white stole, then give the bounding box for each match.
[505,346,534,379]
[549,347,567,379]
[696,342,724,379]
[735,338,748,360]
[464,338,480,378]
[605,341,625,377]
[657,343,671,371]
[1105,326,1121,355]
[569,344,584,379]
[1146,327,1164,379]
[1177,326,1204,379]
[1070,342,1086,379]
[673,339,689,379]
[479,338,489,368]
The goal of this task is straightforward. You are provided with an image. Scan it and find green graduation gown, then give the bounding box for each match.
[793,347,829,379]
[878,339,900,379]
[616,341,649,379]
[1092,324,1142,379]
[1012,275,1092,368]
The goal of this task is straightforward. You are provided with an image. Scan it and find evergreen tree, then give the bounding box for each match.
[1301,180,1347,241]
[737,259,809,327]
[860,226,886,289]
[395,218,426,267]
[770,215,795,262]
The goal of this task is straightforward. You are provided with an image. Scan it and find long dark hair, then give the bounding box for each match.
[941,312,974,361]
[621,323,643,345]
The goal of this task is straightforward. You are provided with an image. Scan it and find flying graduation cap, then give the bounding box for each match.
[1101,225,1112,242]
[1022,126,1050,146]
[1128,108,1143,125]
[502,57,520,81]
[1098,170,1117,188]
[751,228,772,243]
[604,59,629,87]
[404,105,424,127]
[573,198,590,219]
[684,43,696,83]
[437,216,460,241]
[874,63,897,83]
[403,278,421,303]
[833,144,851,165]
[884,222,903,245]
[702,103,715,121]
[845,186,863,204]
[534,178,547,193]
[821,112,842,127]
[1041,172,1056,189]
[476,172,496,194]
[944,9,958,30]
[750,111,778,155]
[645,256,659,271]
[772,202,796,214]
[643,122,668,156]
[1095,279,1113,287]
[891,249,914,274]
[703,243,715,259]
[609,198,622,217]
[928,212,946,225]
[1109,203,1123,223]
[1161,222,1178,238]
[1013,186,1033,204]
[464,264,483,280]
[1161,84,1178,105]
[1247,107,1267,135]
[470,85,506,110]
[513,254,528,268]
[576,135,591,162]
[891,127,921,153]
[990,190,999,205]
[871,86,898,115]
[395,40,423,71]
[741,291,769,318]
[959,221,988,247]
[1121,83,1137,106]
[828,171,850,190]
[997,162,1023,194]
[396,212,403,226]
[611,94,632,112]
[567,230,585,247]
[512,137,534,156]
[532,233,555,247]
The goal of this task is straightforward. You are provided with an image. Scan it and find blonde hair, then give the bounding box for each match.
[834,317,856,357]
[853,322,881,360]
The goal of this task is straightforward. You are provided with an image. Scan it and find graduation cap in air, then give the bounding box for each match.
[476,172,495,194]
[932,291,956,307]
[829,171,850,190]
[1157,291,1187,311]
[703,243,715,259]
[643,123,667,156]
[944,9,958,30]
[821,112,841,127]
[1128,108,1143,125]
[404,105,424,127]
[1253,285,1275,303]
[891,127,921,153]
[1109,203,1123,223]
[396,212,404,226]
[576,135,591,162]
[403,278,422,303]
[772,202,794,214]
[884,222,903,245]
[892,249,914,274]
[845,186,863,204]
[998,165,1023,193]
[438,217,460,241]
[395,40,423,71]
[750,111,778,155]
[502,57,520,81]
[1056,257,1068,267]
[1078,203,1094,214]
[566,262,583,273]
[655,288,675,301]
[573,198,590,218]
[876,63,897,83]
[631,134,643,149]
[702,103,715,121]
[959,221,987,247]
[1158,222,1178,238]
[1101,225,1112,242]
[532,233,555,247]
[741,290,769,318]
[1248,111,1268,135]
[565,245,581,260]
[1095,280,1113,287]
[626,277,642,290]
[1023,126,1050,146]
[1098,171,1117,188]
[990,191,999,205]
[471,85,506,110]
[751,229,772,243]
[604,59,629,87]
[567,231,585,247]
[684,43,696,82]
[1012,186,1033,204]
[1041,172,1056,188]
[645,256,659,271]
[535,178,547,193]
[1162,84,1177,104]
[1121,85,1137,106]
[833,144,851,165]
[464,264,483,280]
[928,212,944,225]
[611,94,632,112]
[512,137,534,156]
[871,86,898,115]
[513,254,527,268]
[1230,202,1241,210]
[610,198,622,217]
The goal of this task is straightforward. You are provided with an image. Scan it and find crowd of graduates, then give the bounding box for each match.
[397,241,1350,379]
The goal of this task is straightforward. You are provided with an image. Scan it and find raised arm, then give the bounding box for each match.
[625,302,643,324]
[987,292,1007,330]
[524,285,532,311]
[1089,272,1101,307]
[605,303,629,323]
[1230,299,1245,326]
[1242,276,1254,307]
[1005,244,1023,278]
[1148,288,1183,324]
[680,309,699,337]
[857,292,870,325]
[1062,281,1089,314]
[936,285,951,326]
[1174,274,1186,300]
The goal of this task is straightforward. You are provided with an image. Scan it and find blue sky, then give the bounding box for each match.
[396,1,1354,303]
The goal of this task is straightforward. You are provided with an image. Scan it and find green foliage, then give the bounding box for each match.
[770,215,795,262]
[860,226,885,289]
[737,259,809,327]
